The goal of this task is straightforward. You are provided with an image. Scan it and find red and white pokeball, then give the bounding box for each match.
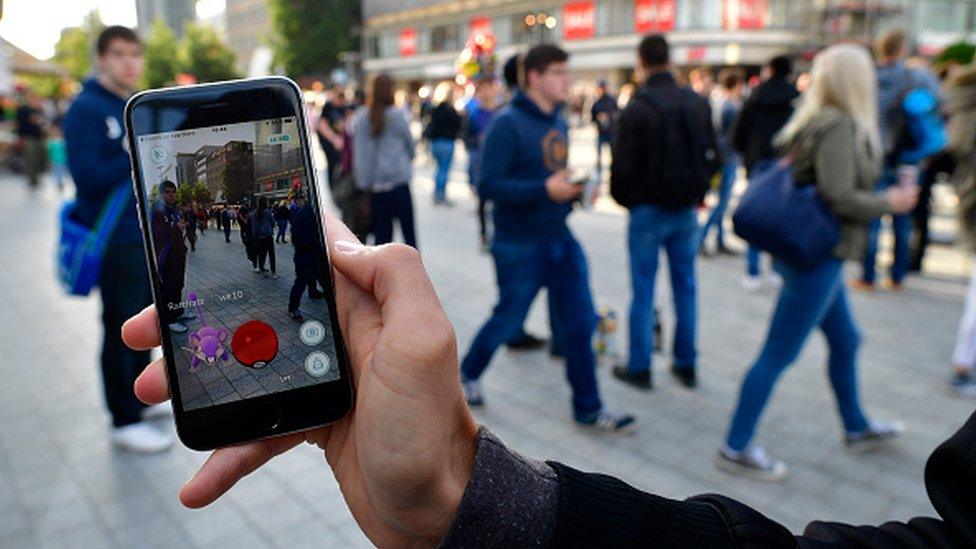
[231,320,278,369]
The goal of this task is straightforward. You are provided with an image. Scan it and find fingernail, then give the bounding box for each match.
[334,240,366,254]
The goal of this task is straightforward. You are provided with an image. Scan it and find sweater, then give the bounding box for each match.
[477,91,571,241]
[63,78,141,246]
[441,407,976,547]
[352,106,415,191]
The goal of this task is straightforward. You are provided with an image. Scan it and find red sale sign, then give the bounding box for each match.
[725,0,766,30]
[563,1,595,41]
[399,28,417,57]
[635,0,675,33]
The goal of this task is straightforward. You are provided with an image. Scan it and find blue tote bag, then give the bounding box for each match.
[57,184,131,296]
[732,156,840,270]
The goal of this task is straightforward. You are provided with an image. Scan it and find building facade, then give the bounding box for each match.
[135,0,196,37]
[225,0,273,76]
[254,117,303,199]
[362,0,976,82]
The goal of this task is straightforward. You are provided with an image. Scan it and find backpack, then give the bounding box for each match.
[899,87,946,164]
[633,88,712,208]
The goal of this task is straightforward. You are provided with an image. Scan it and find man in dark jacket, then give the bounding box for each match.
[610,34,719,391]
[732,55,799,174]
[590,79,618,183]
[63,26,173,453]
[731,54,799,287]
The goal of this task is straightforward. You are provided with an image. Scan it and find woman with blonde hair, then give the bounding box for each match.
[717,44,919,481]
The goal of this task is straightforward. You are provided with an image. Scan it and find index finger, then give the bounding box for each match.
[122,305,162,350]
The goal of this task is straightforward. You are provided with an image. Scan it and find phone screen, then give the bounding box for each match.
[134,116,341,412]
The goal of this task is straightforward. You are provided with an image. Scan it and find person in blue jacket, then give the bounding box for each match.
[458,44,635,433]
[63,26,173,454]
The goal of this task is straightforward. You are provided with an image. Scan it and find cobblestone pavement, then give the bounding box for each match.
[0,127,973,547]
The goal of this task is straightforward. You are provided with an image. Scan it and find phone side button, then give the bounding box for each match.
[254,404,281,431]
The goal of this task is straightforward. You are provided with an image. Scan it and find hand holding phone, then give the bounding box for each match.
[123,215,479,547]
[126,78,353,449]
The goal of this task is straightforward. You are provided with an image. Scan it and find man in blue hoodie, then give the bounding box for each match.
[63,26,173,453]
[459,44,635,433]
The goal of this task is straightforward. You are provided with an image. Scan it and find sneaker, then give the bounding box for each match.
[177,310,196,322]
[949,370,976,398]
[111,422,174,454]
[142,402,173,420]
[506,332,548,351]
[765,272,783,289]
[845,420,905,453]
[576,409,637,435]
[715,446,788,482]
[611,365,652,390]
[741,275,763,293]
[270,273,280,280]
[670,364,697,389]
[849,279,875,292]
[168,322,188,334]
[290,311,304,322]
[253,267,260,273]
[461,376,484,407]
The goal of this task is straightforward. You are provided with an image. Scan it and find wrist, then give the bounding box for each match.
[427,404,479,544]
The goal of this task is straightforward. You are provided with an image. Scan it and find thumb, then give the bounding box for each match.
[323,216,447,331]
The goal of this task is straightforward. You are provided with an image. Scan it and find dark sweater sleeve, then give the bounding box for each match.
[440,428,558,548]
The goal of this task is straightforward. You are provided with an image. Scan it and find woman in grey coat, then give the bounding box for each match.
[718,44,919,481]
[353,74,417,247]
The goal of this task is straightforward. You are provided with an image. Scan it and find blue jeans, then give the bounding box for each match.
[431,139,455,202]
[371,184,417,247]
[700,156,738,249]
[627,205,698,372]
[276,219,288,242]
[862,168,912,285]
[460,235,602,418]
[595,132,611,182]
[100,242,152,426]
[746,245,763,277]
[725,259,870,451]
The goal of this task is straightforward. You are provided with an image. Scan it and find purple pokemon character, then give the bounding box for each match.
[184,292,230,372]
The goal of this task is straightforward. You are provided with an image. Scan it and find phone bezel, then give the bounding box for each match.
[125,77,352,451]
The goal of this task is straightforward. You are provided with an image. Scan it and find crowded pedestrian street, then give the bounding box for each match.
[1,139,972,546]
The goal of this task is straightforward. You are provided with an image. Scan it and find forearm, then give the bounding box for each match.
[479,175,548,204]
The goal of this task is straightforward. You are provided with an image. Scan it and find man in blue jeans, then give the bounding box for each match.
[459,44,635,433]
[854,29,940,291]
[609,35,718,390]
[64,26,173,453]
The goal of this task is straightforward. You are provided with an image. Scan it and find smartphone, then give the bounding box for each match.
[125,77,352,450]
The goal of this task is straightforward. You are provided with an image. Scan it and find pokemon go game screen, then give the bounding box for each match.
[136,117,340,411]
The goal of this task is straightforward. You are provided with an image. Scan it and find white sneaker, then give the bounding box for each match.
[111,422,174,454]
[253,266,260,273]
[168,322,188,334]
[765,272,783,289]
[741,275,763,293]
[142,402,173,420]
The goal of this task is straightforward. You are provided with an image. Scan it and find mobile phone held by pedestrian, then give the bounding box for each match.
[125,77,353,450]
[569,168,596,209]
[897,164,920,189]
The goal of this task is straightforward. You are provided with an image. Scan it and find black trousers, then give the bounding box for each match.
[99,242,152,427]
[256,237,276,273]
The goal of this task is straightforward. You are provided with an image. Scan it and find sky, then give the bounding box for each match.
[0,0,137,60]
[0,0,227,61]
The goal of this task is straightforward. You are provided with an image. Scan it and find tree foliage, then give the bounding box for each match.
[53,11,104,81]
[268,0,360,79]
[143,19,181,88]
[181,23,239,83]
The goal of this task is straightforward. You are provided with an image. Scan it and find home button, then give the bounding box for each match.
[254,404,281,431]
